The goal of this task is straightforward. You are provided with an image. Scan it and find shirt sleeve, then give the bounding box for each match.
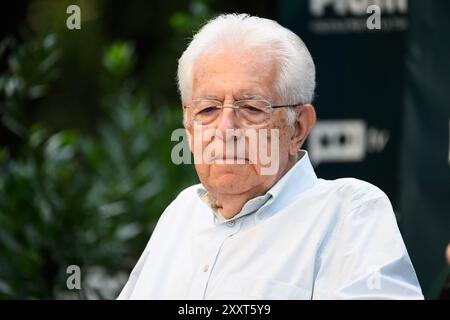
[116,205,171,300]
[313,191,424,300]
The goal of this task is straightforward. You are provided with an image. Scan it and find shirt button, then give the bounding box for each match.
[226,220,235,227]
[203,264,209,272]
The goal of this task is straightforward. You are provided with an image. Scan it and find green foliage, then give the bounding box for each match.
[0,34,60,137]
[170,0,213,35]
[0,0,217,300]
[103,42,135,80]
[0,35,196,299]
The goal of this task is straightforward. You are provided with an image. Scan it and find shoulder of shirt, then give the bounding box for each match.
[312,178,396,254]
[173,183,203,201]
[157,183,204,220]
[137,184,204,254]
[317,177,390,210]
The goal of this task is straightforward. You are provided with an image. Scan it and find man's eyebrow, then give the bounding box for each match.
[236,94,267,100]
[197,95,221,100]
[195,94,267,100]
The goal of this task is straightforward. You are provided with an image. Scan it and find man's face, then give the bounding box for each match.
[184,48,295,198]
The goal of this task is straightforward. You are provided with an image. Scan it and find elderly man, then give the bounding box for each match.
[118,14,423,300]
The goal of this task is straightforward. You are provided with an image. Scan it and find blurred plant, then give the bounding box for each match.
[0,35,196,299]
[0,34,60,138]
[170,0,214,36]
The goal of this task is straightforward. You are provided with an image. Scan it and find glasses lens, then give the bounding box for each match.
[235,100,271,125]
[189,99,272,127]
[192,100,221,125]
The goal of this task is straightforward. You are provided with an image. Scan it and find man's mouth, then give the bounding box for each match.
[211,154,249,163]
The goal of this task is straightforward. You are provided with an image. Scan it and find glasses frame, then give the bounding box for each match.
[183,98,302,127]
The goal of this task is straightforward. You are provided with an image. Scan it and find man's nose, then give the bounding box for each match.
[215,104,242,141]
[216,105,239,131]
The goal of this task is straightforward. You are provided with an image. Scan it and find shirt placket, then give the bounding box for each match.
[187,219,242,299]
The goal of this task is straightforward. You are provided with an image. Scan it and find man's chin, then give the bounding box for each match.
[209,163,254,176]
[207,167,254,193]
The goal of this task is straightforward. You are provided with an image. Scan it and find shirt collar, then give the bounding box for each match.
[197,150,318,224]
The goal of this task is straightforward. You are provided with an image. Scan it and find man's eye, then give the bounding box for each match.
[198,107,218,114]
[242,106,263,113]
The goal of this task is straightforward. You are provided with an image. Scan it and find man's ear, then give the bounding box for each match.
[289,104,316,156]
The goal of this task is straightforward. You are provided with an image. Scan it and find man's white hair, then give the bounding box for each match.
[177,13,316,113]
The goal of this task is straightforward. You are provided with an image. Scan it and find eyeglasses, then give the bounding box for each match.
[183,99,300,127]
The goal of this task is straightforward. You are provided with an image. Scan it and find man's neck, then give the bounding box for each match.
[210,158,297,220]
[212,189,265,220]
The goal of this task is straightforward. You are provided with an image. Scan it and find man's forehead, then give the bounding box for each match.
[193,47,276,76]
[194,93,269,101]
[191,48,278,101]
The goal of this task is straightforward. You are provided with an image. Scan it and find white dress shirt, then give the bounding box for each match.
[118,150,423,300]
